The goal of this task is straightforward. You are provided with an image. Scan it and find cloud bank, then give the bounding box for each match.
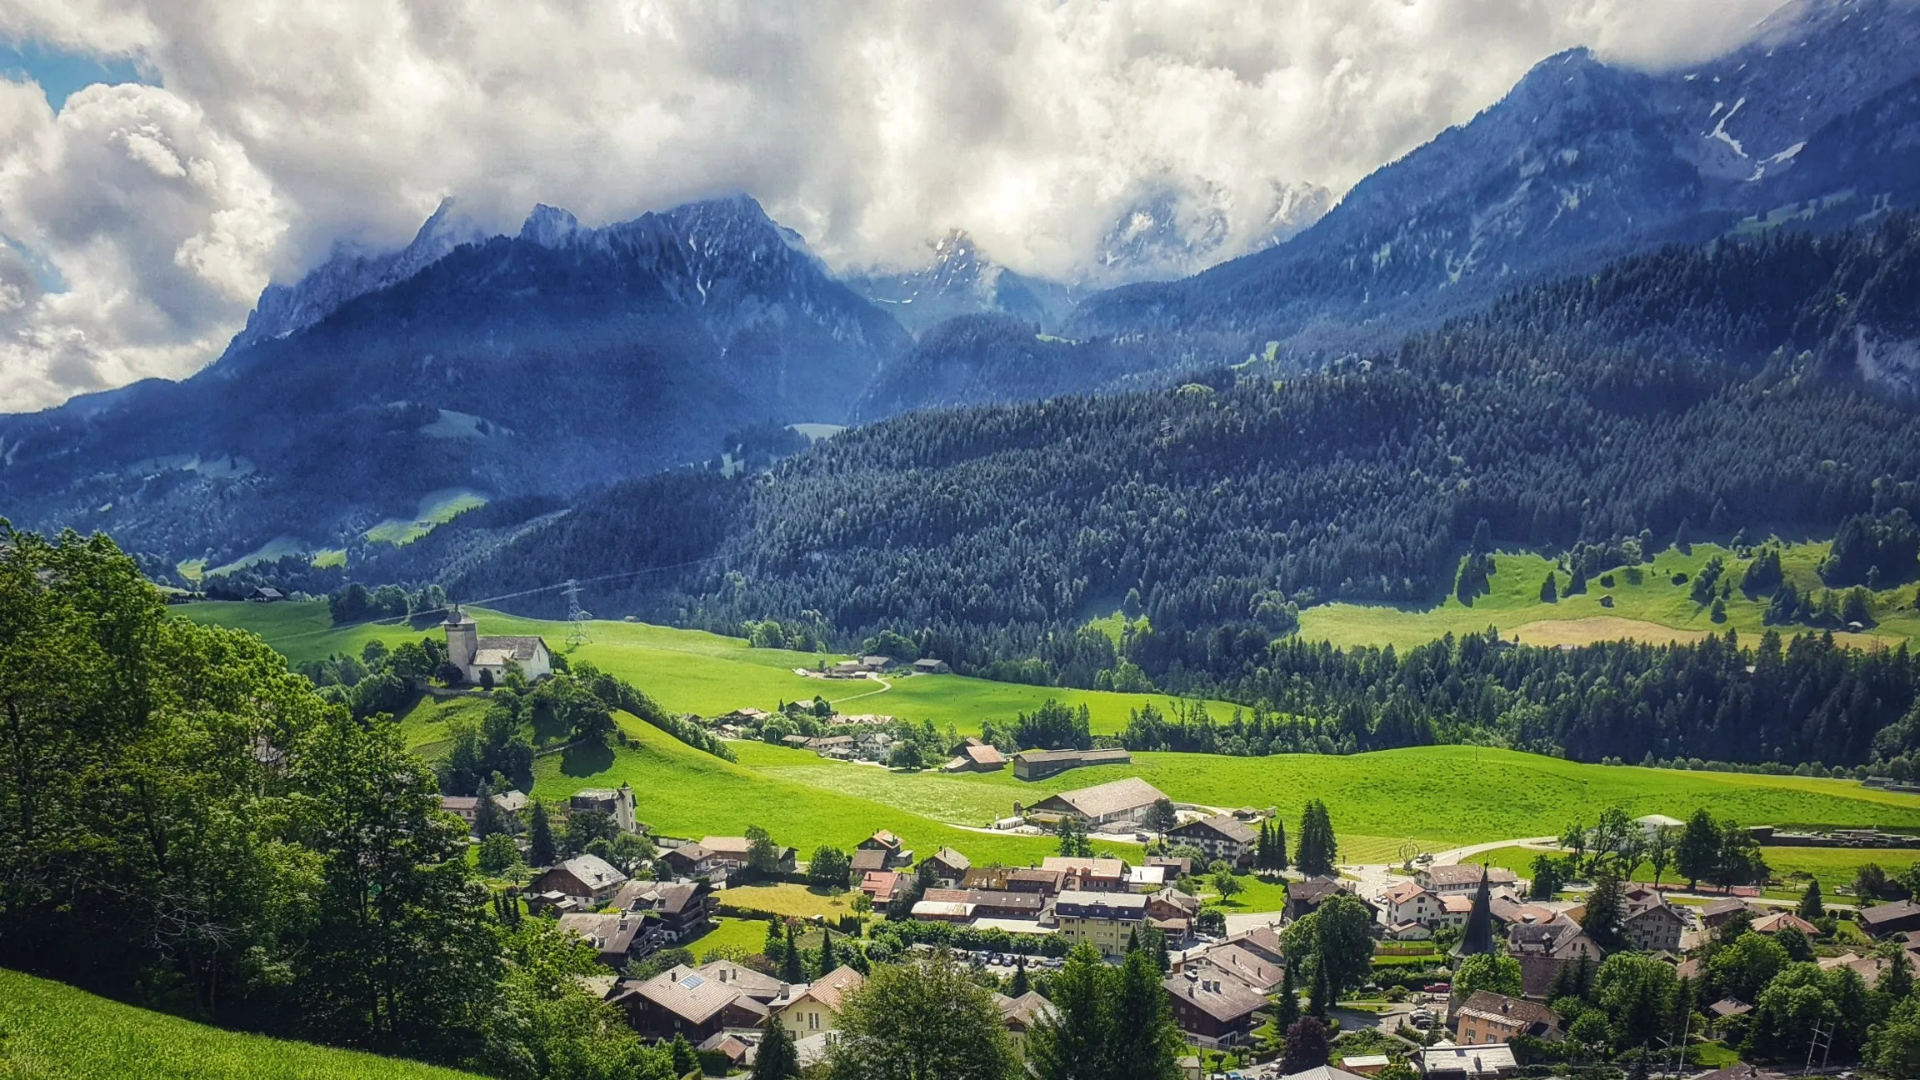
[0,0,1788,411]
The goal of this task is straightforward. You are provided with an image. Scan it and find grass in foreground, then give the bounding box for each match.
[1297,541,1917,652]
[0,968,483,1080]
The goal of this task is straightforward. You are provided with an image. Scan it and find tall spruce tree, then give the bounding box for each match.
[1295,800,1338,877]
[527,800,557,867]
[1274,962,1302,1030]
[752,1016,800,1080]
[1272,817,1289,872]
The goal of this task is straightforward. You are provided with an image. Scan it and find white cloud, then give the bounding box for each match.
[0,0,1791,411]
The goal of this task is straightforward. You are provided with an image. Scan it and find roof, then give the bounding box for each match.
[1188,943,1284,991]
[998,990,1056,1030]
[492,790,529,813]
[630,965,752,1026]
[700,836,753,855]
[1456,991,1559,1037]
[1172,813,1258,845]
[1624,902,1684,926]
[859,871,901,903]
[1230,925,1286,963]
[1290,877,1348,905]
[695,1032,754,1064]
[926,846,971,871]
[865,830,901,847]
[557,912,643,954]
[1164,969,1267,1023]
[1423,864,1519,887]
[1035,776,1168,819]
[1441,894,1474,914]
[964,743,1007,766]
[1635,814,1685,827]
[473,635,548,662]
[911,900,976,919]
[1751,910,1820,936]
[785,966,865,1013]
[1708,998,1753,1018]
[1279,1068,1369,1080]
[1417,1043,1519,1076]
[1041,856,1128,878]
[1700,897,1749,918]
[439,795,480,812]
[1054,892,1149,919]
[556,854,627,891]
[663,842,710,864]
[1860,898,1920,927]
[851,849,889,872]
[1382,881,1430,905]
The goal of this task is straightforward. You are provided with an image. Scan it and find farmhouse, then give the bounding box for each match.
[530,854,629,906]
[614,964,772,1042]
[1287,876,1368,921]
[995,991,1056,1052]
[659,843,716,878]
[1167,814,1258,866]
[1173,942,1284,995]
[1860,898,1920,938]
[1699,897,1751,929]
[920,847,972,886]
[249,586,286,602]
[1012,747,1133,780]
[701,835,799,873]
[443,609,553,685]
[912,658,951,674]
[856,831,912,868]
[1751,910,1821,937]
[942,742,1008,773]
[569,785,638,833]
[1028,777,1168,827]
[557,911,654,970]
[1041,856,1129,893]
[614,879,718,943]
[859,871,902,910]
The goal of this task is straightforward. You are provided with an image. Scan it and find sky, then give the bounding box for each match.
[0,0,1792,413]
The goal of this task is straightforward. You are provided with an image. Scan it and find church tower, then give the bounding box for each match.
[444,607,478,676]
[1452,864,1497,959]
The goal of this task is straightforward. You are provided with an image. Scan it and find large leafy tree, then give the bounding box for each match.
[1675,809,1722,891]
[826,950,1019,1080]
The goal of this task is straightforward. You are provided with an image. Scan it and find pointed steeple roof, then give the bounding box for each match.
[1452,864,1497,958]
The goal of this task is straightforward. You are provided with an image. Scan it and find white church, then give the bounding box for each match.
[444,609,554,685]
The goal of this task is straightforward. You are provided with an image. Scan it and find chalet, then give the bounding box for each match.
[558,911,653,969]
[1417,864,1520,896]
[702,835,798,873]
[1042,856,1129,893]
[438,795,482,825]
[1012,747,1133,781]
[614,964,773,1041]
[1007,868,1066,896]
[1164,969,1265,1049]
[1860,898,1920,938]
[493,789,530,817]
[996,991,1056,1052]
[570,785,638,833]
[1229,926,1287,966]
[1416,1043,1520,1079]
[248,586,285,602]
[444,609,553,685]
[1751,911,1821,937]
[922,888,1047,921]
[1381,881,1441,928]
[1453,991,1562,1045]
[1167,814,1258,866]
[850,849,890,875]
[614,879,719,943]
[773,966,866,1035]
[530,854,629,906]
[659,842,716,878]
[859,870,902,911]
[1028,777,1168,827]
[1053,892,1149,956]
[1699,897,1751,929]
[857,831,911,868]
[920,847,972,886]
[1509,917,1603,998]
[1287,876,1364,921]
[1175,942,1283,994]
[1147,888,1201,939]
[912,658,951,675]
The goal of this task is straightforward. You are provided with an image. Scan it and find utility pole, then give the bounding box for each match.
[563,579,591,647]
[1803,1017,1834,1076]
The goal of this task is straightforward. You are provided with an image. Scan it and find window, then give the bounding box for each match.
[809,1012,820,1031]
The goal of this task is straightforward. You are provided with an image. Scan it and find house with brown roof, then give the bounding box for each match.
[614,879,718,943]
[1175,942,1284,995]
[773,966,866,1036]
[1287,876,1366,921]
[1028,777,1167,826]
[1860,898,1920,937]
[943,743,1008,773]
[996,990,1056,1052]
[701,835,798,873]
[1042,856,1129,893]
[1006,867,1066,896]
[1508,916,1603,998]
[1164,968,1266,1049]
[558,911,654,969]
[1751,911,1821,937]
[1168,814,1258,866]
[1417,864,1520,895]
[1381,881,1441,928]
[859,870,902,911]
[1453,991,1562,1045]
[850,848,890,875]
[529,854,629,906]
[614,964,773,1041]
[920,847,972,886]
[1699,897,1750,929]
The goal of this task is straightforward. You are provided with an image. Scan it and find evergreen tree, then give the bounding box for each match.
[1110,950,1185,1080]
[1011,956,1030,998]
[1026,945,1111,1080]
[782,922,806,984]
[1881,949,1916,1001]
[527,800,557,867]
[765,919,789,972]
[1308,961,1331,1019]
[1272,817,1288,871]
[1274,962,1302,1031]
[1799,879,1826,921]
[1582,868,1627,953]
[752,1017,800,1080]
[1281,1016,1331,1074]
[670,1034,699,1076]
[1541,574,1559,603]
[1294,800,1338,877]
[817,927,837,977]
[471,782,504,838]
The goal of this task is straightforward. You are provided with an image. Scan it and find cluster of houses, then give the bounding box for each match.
[804,655,951,681]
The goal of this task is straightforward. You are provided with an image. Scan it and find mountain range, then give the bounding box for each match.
[3,0,1920,577]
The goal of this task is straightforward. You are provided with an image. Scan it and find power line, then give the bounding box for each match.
[563,578,591,647]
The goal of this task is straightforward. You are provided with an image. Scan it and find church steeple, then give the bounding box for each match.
[1452,864,1496,958]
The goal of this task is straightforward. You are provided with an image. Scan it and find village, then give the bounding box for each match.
[441,755,1885,1080]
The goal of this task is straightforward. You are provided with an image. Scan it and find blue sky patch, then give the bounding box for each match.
[0,39,153,110]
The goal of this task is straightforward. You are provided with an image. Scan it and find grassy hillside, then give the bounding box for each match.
[0,968,484,1080]
[176,601,1234,737]
[1296,541,1920,652]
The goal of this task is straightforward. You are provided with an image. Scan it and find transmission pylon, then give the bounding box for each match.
[563,579,591,646]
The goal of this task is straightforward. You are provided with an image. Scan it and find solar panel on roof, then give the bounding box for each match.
[680,974,705,989]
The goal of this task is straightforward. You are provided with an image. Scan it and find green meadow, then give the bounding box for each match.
[0,968,485,1080]
[1297,541,1920,652]
[177,601,1234,737]
[1473,842,1920,896]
